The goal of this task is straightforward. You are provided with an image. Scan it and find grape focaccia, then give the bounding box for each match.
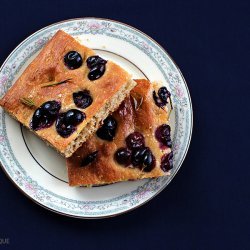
[67,79,173,186]
[0,30,136,157]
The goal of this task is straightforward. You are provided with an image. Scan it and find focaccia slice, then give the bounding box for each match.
[0,30,136,157]
[67,79,173,186]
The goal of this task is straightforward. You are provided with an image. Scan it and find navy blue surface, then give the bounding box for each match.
[0,0,249,249]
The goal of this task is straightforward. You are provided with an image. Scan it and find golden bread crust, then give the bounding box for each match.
[0,30,132,156]
[67,79,172,186]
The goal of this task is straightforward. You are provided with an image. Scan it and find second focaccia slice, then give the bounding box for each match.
[0,30,136,157]
[67,79,173,186]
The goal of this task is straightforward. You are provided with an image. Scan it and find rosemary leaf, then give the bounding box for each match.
[20,97,36,108]
[41,78,72,88]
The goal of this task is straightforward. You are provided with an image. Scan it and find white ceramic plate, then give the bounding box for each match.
[0,18,193,218]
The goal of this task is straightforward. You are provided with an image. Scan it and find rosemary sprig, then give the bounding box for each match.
[41,78,72,88]
[20,97,36,108]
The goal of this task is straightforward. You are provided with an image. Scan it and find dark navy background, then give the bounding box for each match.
[0,0,249,249]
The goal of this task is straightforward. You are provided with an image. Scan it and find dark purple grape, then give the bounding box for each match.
[86,55,107,81]
[126,132,145,150]
[131,147,148,166]
[160,151,173,172]
[141,148,155,172]
[81,151,98,167]
[55,110,85,138]
[153,91,165,108]
[41,101,61,116]
[73,90,93,109]
[30,101,61,131]
[131,147,155,172]
[115,148,131,166]
[102,116,117,130]
[88,64,106,80]
[166,140,172,148]
[158,87,171,103]
[64,109,85,126]
[153,86,171,107]
[86,56,107,68]
[30,108,45,130]
[96,116,117,141]
[56,121,76,138]
[64,51,83,70]
[155,124,172,148]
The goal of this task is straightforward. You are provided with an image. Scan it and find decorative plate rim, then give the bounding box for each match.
[0,17,193,219]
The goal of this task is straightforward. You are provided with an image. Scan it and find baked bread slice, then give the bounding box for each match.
[0,30,136,157]
[67,79,173,186]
